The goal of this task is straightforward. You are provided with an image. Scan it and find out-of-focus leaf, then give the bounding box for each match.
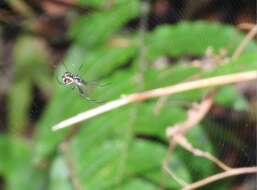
[13,35,49,80]
[203,52,257,77]
[176,125,214,180]
[134,102,186,138]
[78,0,131,7]
[69,136,190,189]
[147,21,257,59]
[34,46,137,163]
[56,45,137,81]
[70,0,139,47]
[7,79,32,133]
[119,179,156,190]
[144,64,200,89]
[49,156,73,190]
[0,135,44,190]
[215,86,249,111]
[126,140,191,189]
[77,0,106,7]
[8,35,50,133]
[33,20,257,190]
[0,135,10,174]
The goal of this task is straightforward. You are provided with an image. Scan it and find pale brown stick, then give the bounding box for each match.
[173,135,231,171]
[232,24,257,59]
[161,141,181,189]
[52,71,257,131]
[182,166,257,190]
[164,93,231,184]
[163,164,188,187]
[166,93,214,136]
[237,23,256,30]
[60,142,82,190]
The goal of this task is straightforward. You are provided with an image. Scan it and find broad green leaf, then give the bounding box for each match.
[203,52,257,77]
[147,21,257,59]
[77,0,133,7]
[34,51,137,163]
[176,125,214,180]
[33,20,257,190]
[77,0,106,7]
[70,0,139,47]
[49,156,73,190]
[215,86,249,111]
[13,35,49,80]
[144,64,201,90]
[0,135,10,174]
[0,135,44,190]
[7,79,32,133]
[134,102,186,138]
[56,45,137,81]
[8,35,50,134]
[119,179,156,190]
[69,137,190,189]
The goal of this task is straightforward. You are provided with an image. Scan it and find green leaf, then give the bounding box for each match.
[56,45,137,80]
[203,52,257,77]
[147,21,257,59]
[68,137,190,189]
[49,156,73,190]
[70,0,139,47]
[176,125,214,180]
[77,0,133,7]
[134,102,186,138]
[7,79,32,133]
[34,46,137,163]
[215,86,249,111]
[34,21,256,190]
[144,64,201,90]
[119,179,157,190]
[13,35,49,80]
[0,135,44,190]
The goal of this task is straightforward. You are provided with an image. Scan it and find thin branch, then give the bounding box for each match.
[52,71,257,131]
[173,135,231,171]
[163,165,188,187]
[162,94,224,188]
[166,92,214,136]
[182,166,257,190]
[164,93,231,182]
[232,24,257,59]
[60,142,82,190]
[237,23,256,30]
[160,141,180,190]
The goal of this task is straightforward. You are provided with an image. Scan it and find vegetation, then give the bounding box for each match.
[0,0,256,190]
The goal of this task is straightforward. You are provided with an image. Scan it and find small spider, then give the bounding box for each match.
[60,71,103,103]
[62,71,85,86]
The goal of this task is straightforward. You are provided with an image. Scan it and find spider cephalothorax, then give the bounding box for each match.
[59,70,103,103]
[62,72,75,85]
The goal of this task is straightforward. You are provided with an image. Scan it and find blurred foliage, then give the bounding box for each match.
[0,0,257,190]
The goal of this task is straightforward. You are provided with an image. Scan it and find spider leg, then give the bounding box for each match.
[78,62,85,72]
[85,97,103,104]
[86,80,110,88]
[77,86,103,104]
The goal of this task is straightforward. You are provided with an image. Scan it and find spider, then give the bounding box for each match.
[58,64,105,103]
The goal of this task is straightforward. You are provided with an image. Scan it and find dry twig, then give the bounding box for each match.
[52,71,257,131]
[60,142,82,190]
[171,135,231,171]
[182,166,257,190]
[163,93,232,186]
[232,24,257,59]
